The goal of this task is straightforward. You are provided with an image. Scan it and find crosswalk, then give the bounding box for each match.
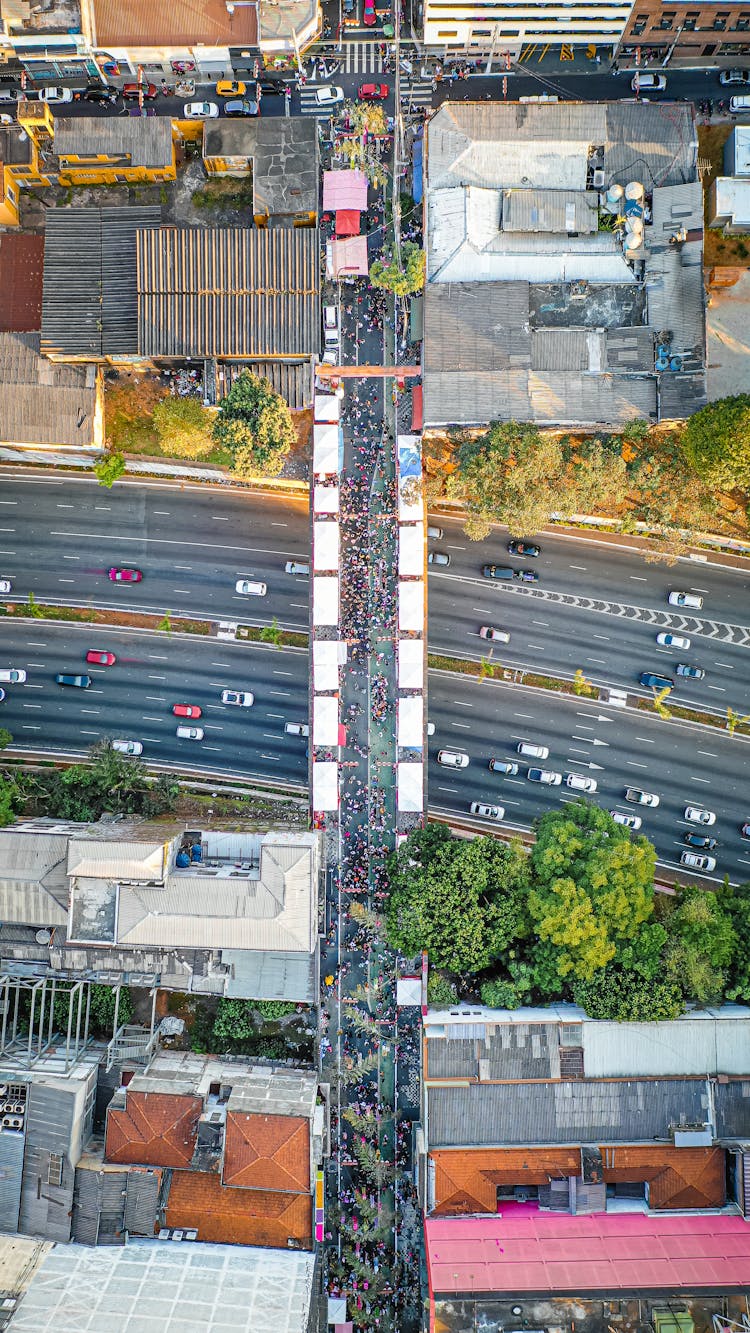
[399,76,433,110]
[341,41,384,74]
[298,87,335,116]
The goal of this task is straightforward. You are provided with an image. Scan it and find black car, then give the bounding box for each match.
[507,539,541,558]
[683,832,718,851]
[83,85,119,103]
[259,80,288,94]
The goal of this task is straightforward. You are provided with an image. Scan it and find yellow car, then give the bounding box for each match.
[215,80,246,97]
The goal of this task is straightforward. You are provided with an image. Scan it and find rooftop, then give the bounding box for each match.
[203,119,319,219]
[90,0,257,48]
[0,333,99,449]
[53,117,174,171]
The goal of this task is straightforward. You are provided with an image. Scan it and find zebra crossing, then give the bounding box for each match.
[341,41,384,74]
[399,76,434,110]
[298,87,334,116]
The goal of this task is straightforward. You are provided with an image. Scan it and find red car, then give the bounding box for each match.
[173,703,202,719]
[86,650,116,666]
[108,567,142,582]
[122,82,157,100]
[358,82,388,100]
[363,0,377,24]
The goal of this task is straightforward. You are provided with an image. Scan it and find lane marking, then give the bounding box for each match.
[698,750,718,758]
[450,721,471,729]
[691,776,711,784]
[453,700,473,707]
[22,703,42,709]
[625,760,648,768]
[629,575,647,581]
[273,670,293,676]
[142,715,164,722]
[148,655,169,661]
[635,737,655,744]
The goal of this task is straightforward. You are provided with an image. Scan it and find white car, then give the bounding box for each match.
[470,801,505,821]
[38,87,74,103]
[0,114,14,126]
[625,788,660,807]
[517,741,549,759]
[566,773,597,793]
[685,806,716,826]
[479,626,510,643]
[437,749,469,768]
[315,85,344,106]
[427,722,435,736]
[631,73,666,92]
[112,739,143,756]
[0,578,11,593]
[656,632,690,649]
[183,101,219,119]
[668,591,703,610]
[681,850,717,873]
[611,810,642,830]
[527,768,562,785]
[0,668,26,683]
[176,725,204,740]
[235,579,267,596]
[221,689,254,707]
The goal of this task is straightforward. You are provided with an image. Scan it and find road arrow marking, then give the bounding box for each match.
[592,738,609,747]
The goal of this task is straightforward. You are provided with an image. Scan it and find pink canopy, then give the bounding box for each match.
[323,169,368,211]
[329,236,369,278]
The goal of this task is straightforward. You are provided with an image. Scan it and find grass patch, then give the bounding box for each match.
[237,624,308,649]
[1,601,212,635]
[192,176,254,210]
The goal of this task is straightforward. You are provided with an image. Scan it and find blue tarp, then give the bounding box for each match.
[412,133,423,205]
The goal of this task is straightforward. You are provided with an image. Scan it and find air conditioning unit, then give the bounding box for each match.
[2,1102,16,1114]
[9,1118,23,1130]
[12,1104,25,1116]
[592,169,606,189]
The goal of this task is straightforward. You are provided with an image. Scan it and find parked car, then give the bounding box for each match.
[0,89,22,103]
[631,72,666,91]
[358,83,389,100]
[527,768,562,785]
[507,539,541,557]
[223,98,258,116]
[427,551,450,566]
[611,810,642,829]
[668,590,703,609]
[184,101,219,118]
[656,632,690,648]
[235,579,267,595]
[315,85,344,106]
[479,626,510,643]
[437,750,469,768]
[176,726,204,740]
[681,850,716,872]
[173,704,202,719]
[625,788,660,806]
[108,567,142,582]
[55,673,91,688]
[685,806,716,825]
[719,69,750,85]
[122,82,157,100]
[83,85,119,103]
[566,773,597,792]
[0,688,5,702]
[221,689,254,706]
[639,671,674,691]
[86,650,116,666]
[216,80,247,96]
[517,741,548,759]
[112,739,143,755]
[676,663,705,679]
[470,801,505,821]
[741,822,750,840]
[683,832,718,850]
[0,669,26,683]
[38,87,74,103]
[489,758,519,775]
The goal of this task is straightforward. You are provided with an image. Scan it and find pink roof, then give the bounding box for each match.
[425,1213,750,1296]
[329,237,369,278]
[323,170,368,211]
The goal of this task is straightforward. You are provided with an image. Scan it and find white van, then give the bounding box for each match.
[729,95,750,113]
[517,741,549,759]
[323,304,339,350]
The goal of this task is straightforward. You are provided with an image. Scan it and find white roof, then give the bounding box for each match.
[398,579,424,631]
[314,483,339,514]
[313,422,340,476]
[583,1007,750,1078]
[313,694,339,747]
[312,575,339,626]
[398,522,424,576]
[397,761,423,812]
[398,476,423,522]
[314,393,340,423]
[312,760,338,811]
[713,176,750,228]
[313,519,340,572]
[313,639,345,690]
[397,976,422,1006]
[397,695,423,749]
[398,638,424,689]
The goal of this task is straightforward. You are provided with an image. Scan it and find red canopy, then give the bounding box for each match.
[411,383,423,432]
[336,209,361,237]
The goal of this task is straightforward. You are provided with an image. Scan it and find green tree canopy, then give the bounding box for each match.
[0,727,12,751]
[213,372,296,477]
[93,452,126,488]
[369,242,426,297]
[386,824,529,973]
[152,396,215,459]
[451,421,565,539]
[572,965,684,1022]
[682,393,750,493]
[661,885,736,1005]
[725,884,750,1002]
[527,802,656,983]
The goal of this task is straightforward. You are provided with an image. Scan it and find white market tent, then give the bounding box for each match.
[397,435,422,478]
[396,976,422,1007]
[398,522,423,577]
[313,575,339,627]
[313,639,346,691]
[313,422,341,476]
[312,760,338,811]
[398,639,424,689]
[398,695,424,749]
[313,695,339,747]
[397,761,424,812]
[314,484,340,514]
[314,394,340,424]
[399,580,424,632]
[314,520,340,572]
[398,477,423,523]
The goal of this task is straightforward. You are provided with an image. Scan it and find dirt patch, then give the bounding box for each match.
[699,123,750,268]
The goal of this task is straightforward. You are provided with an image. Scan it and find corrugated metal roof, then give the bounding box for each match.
[584,1014,750,1079]
[606,326,654,371]
[503,189,599,235]
[0,830,69,925]
[0,1127,25,1236]
[713,1079,750,1138]
[67,839,168,883]
[0,233,44,333]
[605,103,697,187]
[0,333,97,449]
[137,228,319,359]
[427,103,604,192]
[530,328,595,372]
[92,0,257,46]
[424,281,530,373]
[53,118,173,171]
[223,947,317,1004]
[659,370,707,418]
[218,360,313,411]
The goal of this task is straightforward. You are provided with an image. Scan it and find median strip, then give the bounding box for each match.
[0,599,309,650]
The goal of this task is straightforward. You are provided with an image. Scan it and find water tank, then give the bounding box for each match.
[175,850,190,868]
[190,843,203,863]
[626,216,644,237]
[624,233,644,256]
[669,354,684,372]
[35,929,51,945]
[625,181,645,205]
[606,183,624,204]
[657,342,671,359]
[655,355,670,372]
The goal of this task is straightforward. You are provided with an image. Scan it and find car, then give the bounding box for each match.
[479,626,510,643]
[685,806,716,826]
[0,578,11,593]
[741,822,750,840]
[216,80,247,96]
[0,89,22,103]
[38,87,74,103]
[0,669,25,683]
[640,672,674,691]
[631,72,667,91]
[323,303,340,351]
[0,688,5,701]
[427,721,436,736]
[55,673,91,688]
[683,832,718,850]
[611,810,642,829]
[122,82,158,100]
[437,749,469,768]
[108,567,142,583]
[516,568,538,582]
[507,539,541,557]
[527,768,562,785]
[517,741,549,759]
[173,703,202,719]
[83,85,119,103]
[428,551,450,566]
[223,98,258,116]
[676,663,706,679]
[221,689,254,706]
[681,850,717,873]
[482,564,538,582]
[566,773,598,793]
[85,649,116,666]
[470,801,505,821]
[184,101,219,118]
[625,788,660,807]
[235,579,267,596]
[0,114,14,125]
[112,739,143,756]
[285,560,310,576]
[176,725,204,740]
[363,0,377,24]
[489,758,519,775]
[285,721,310,737]
[668,590,703,610]
[315,85,345,106]
[656,632,691,649]
[358,83,389,100]
[719,69,750,85]
[427,525,444,540]
[259,80,289,95]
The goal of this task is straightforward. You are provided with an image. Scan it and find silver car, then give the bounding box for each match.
[470,801,505,821]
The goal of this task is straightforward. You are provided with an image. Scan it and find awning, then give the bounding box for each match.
[411,383,423,433]
[314,519,340,572]
[314,393,340,423]
[398,522,423,577]
[313,575,339,627]
[409,294,423,344]
[412,132,423,205]
[399,580,424,632]
[313,639,346,691]
[397,695,423,749]
[397,435,422,479]
[313,695,339,747]
[398,639,424,690]
[397,761,424,812]
[398,475,423,522]
[313,760,338,811]
[336,209,361,236]
[313,422,342,476]
[314,483,340,514]
[323,168,368,211]
[328,236,369,279]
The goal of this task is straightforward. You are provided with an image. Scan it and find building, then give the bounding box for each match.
[422,0,631,58]
[0,822,322,1003]
[202,118,318,228]
[0,332,102,451]
[422,101,706,429]
[709,126,750,234]
[618,3,750,68]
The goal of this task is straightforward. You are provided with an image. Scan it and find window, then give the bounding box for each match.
[737,14,750,30]
[713,14,727,28]
[633,13,647,32]
[658,12,674,29]
[437,29,457,37]
[683,12,698,29]
[48,1154,63,1187]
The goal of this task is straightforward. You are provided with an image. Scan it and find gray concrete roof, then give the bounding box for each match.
[203,118,319,218]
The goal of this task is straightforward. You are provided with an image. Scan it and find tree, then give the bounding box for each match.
[0,727,12,751]
[427,972,458,1007]
[651,685,672,719]
[94,452,126,488]
[152,397,215,459]
[451,422,565,539]
[683,393,750,493]
[386,824,529,974]
[725,884,750,1002]
[213,372,296,477]
[572,669,595,697]
[662,886,736,1005]
[338,101,389,186]
[0,783,15,828]
[369,242,426,297]
[527,802,656,984]
[573,966,683,1021]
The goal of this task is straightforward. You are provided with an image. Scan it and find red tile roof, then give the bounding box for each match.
[166,1169,312,1248]
[223,1111,310,1192]
[0,235,44,332]
[105,1091,201,1168]
[92,0,256,48]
